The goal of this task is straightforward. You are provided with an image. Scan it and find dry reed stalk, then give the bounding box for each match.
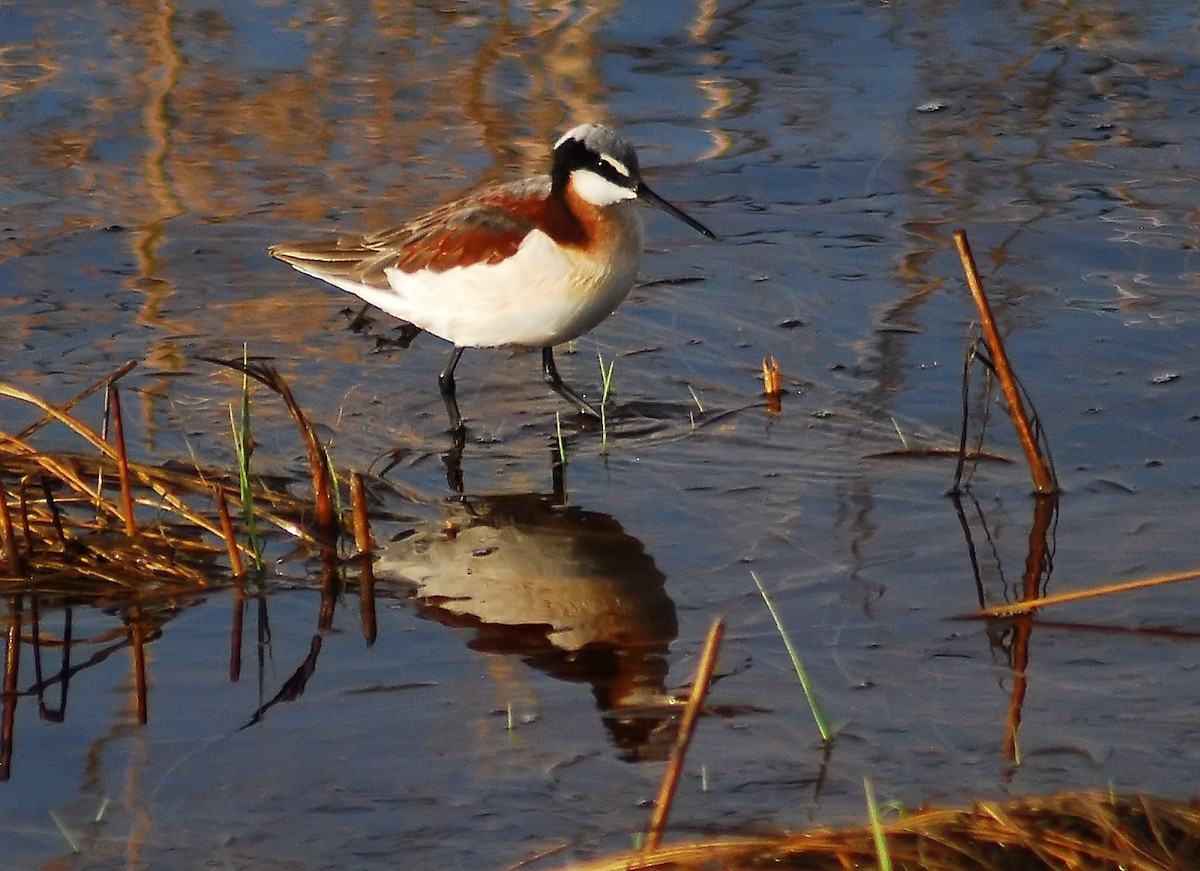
[107,385,138,538]
[349,473,372,556]
[350,472,377,644]
[13,359,137,442]
[953,229,1057,495]
[214,487,245,578]
[202,359,339,556]
[964,566,1200,619]
[644,617,725,852]
[1,383,241,542]
[566,790,1200,871]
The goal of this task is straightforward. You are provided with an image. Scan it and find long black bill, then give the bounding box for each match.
[636,181,717,240]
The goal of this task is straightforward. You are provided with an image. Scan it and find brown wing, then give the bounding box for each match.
[270,177,565,287]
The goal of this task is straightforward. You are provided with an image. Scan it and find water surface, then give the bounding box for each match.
[2,1,1200,868]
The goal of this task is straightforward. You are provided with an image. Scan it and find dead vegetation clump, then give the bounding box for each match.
[564,790,1200,871]
[0,360,347,607]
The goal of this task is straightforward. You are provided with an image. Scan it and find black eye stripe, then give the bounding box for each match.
[552,137,637,191]
[593,154,629,182]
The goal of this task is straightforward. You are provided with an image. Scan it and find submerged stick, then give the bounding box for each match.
[953,230,1057,495]
[129,607,148,725]
[644,617,725,852]
[1,597,20,780]
[0,482,19,575]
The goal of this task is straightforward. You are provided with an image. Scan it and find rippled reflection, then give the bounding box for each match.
[376,488,680,761]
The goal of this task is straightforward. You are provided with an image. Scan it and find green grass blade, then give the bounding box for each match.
[231,348,264,572]
[751,571,831,741]
[597,351,615,453]
[555,411,568,467]
[864,777,893,871]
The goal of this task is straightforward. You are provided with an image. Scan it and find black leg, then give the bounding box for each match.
[439,346,466,433]
[541,347,600,418]
[443,426,466,495]
[439,346,465,396]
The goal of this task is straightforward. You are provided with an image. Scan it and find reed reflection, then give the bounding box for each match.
[0,594,178,781]
[375,487,681,761]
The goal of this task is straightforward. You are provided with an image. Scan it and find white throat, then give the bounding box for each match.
[570,168,637,207]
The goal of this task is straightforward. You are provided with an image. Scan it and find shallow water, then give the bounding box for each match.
[3,1,1200,868]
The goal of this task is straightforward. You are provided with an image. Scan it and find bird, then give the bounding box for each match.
[269,123,715,433]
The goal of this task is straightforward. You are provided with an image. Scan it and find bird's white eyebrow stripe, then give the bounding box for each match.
[599,153,630,177]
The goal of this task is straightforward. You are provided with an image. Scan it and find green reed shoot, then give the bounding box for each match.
[752,571,831,742]
[321,442,344,521]
[598,351,616,451]
[230,350,264,572]
[555,411,568,467]
[864,778,893,871]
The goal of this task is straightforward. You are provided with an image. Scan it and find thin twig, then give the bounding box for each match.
[13,359,137,441]
[953,230,1057,494]
[644,617,725,852]
[962,566,1200,619]
[107,385,138,538]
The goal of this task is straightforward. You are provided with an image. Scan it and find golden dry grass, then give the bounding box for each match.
[0,363,341,605]
[564,790,1200,871]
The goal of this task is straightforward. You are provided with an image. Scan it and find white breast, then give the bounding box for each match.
[344,212,647,348]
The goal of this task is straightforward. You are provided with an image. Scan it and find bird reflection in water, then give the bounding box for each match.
[374,489,679,762]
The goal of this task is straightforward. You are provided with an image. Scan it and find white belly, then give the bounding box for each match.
[337,221,644,348]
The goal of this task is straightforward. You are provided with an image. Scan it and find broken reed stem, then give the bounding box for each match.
[349,473,372,556]
[106,384,138,538]
[953,230,1057,495]
[349,473,377,643]
[964,566,1200,619]
[266,375,336,553]
[644,617,725,853]
[215,487,245,578]
[762,355,782,414]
